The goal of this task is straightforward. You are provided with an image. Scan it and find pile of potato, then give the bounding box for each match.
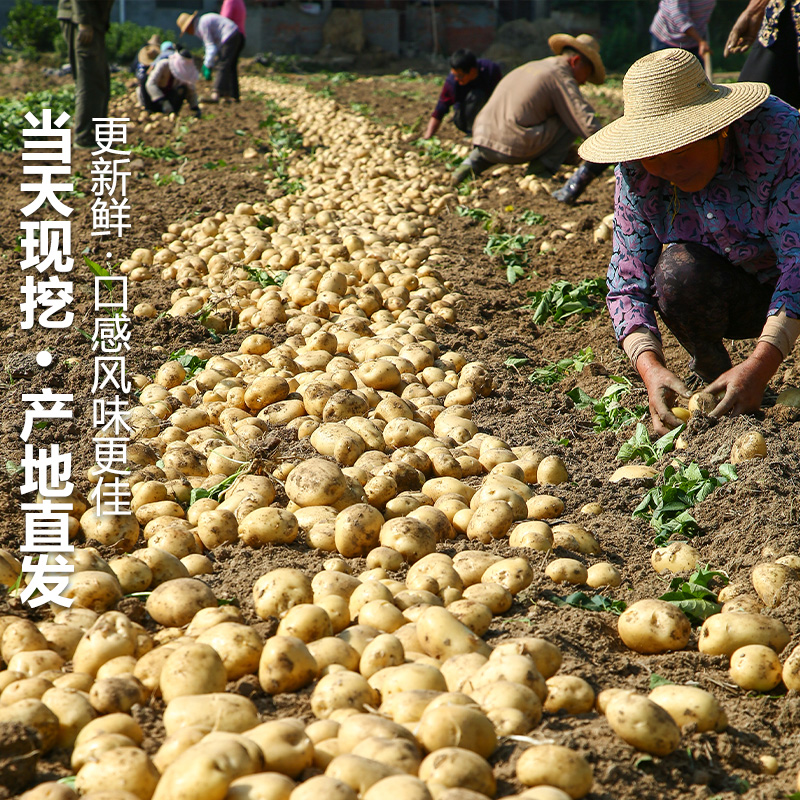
[1,77,798,799]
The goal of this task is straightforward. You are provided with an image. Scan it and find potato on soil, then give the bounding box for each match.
[286,459,348,507]
[416,704,497,758]
[730,430,767,464]
[259,636,318,695]
[605,692,681,756]
[617,599,691,654]
[698,612,790,656]
[162,693,259,736]
[648,684,726,732]
[516,744,593,799]
[545,558,587,585]
[75,747,160,800]
[416,606,491,660]
[729,644,783,691]
[145,578,217,627]
[751,562,796,608]
[418,747,496,797]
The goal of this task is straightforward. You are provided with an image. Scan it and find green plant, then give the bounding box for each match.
[455,206,492,224]
[203,159,228,169]
[153,171,186,186]
[633,461,738,545]
[244,265,287,288]
[167,347,209,379]
[567,376,647,432]
[523,278,607,324]
[2,0,60,57]
[328,71,356,84]
[415,137,464,170]
[649,673,673,689]
[484,233,535,284]
[129,142,184,161]
[658,565,728,625]
[518,210,545,226]
[0,87,75,151]
[5,460,23,476]
[546,591,627,615]
[190,463,251,505]
[105,22,175,65]
[522,347,595,387]
[617,422,684,465]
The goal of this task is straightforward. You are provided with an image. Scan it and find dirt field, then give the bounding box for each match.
[1,57,799,800]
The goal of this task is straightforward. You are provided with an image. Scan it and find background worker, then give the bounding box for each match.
[220,0,247,40]
[725,0,800,107]
[423,49,502,139]
[57,0,115,149]
[178,10,244,103]
[138,47,202,119]
[649,0,717,58]
[580,48,800,434]
[452,34,605,188]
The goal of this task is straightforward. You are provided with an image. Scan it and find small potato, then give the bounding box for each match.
[688,391,718,414]
[418,747,496,797]
[416,705,497,758]
[605,692,681,756]
[526,495,564,520]
[311,670,379,719]
[698,612,790,656]
[729,644,783,691]
[516,744,593,799]
[650,542,700,574]
[730,430,767,464]
[536,456,569,485]
[259,636,318,695]
[509,521,553,551]
[783,643,800,690]
[648,684,726,732]
[551,524,600,556]
[75,747,160,800]
[586,563,621,588]
[543,675,595,715]
[545,558,587,585]
[145,578,217,627]
[751,562,797,608]
[617,599,691,654]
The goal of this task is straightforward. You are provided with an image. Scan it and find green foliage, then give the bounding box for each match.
[617,422,684,465]
[259,100,306,193]
[84,256,114,295]
[190,463,250,505]
[328,71,356,84]
[648,673,673,690]
[567,376,647,432]
[415,137,463,170]
[153,170,185,186]
[203,159,228,170]
[633,461,738,545]
[523,278,607,325]
[484,233,535,284]
[105,22,174,65]
[5,459,23,476]
[455,206,492,224]
[658,565,728,625]
[0,87,75,152]
[2,0,60,57]
[168,347,208,379]
[525,347,594,387]
[129,142,183,161]
[244,265,287,288]
[546,591,627,615]
[518,210,545,226]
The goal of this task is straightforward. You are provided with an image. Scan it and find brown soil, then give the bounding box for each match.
[1,58,800,800]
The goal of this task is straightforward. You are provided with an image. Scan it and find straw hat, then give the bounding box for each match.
[549,33,606,85]
[137,44,160,65]
[147,34,161,47]
[579,48,770,163]
[177,11,198,35]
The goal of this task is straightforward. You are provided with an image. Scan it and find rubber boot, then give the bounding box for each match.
[551,161,609,204]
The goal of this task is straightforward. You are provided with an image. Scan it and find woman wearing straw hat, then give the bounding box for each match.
[138,47,202,119]
[580,48,800,434]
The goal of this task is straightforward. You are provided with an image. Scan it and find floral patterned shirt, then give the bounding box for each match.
[758,0,800,47]
[607,95,800,344]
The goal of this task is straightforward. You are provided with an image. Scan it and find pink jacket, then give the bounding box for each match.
[220,0,246,34]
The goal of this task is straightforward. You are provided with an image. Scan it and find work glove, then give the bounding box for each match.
[77,23,93,45]
[192,106,202,120]
[202,65,211,81]
[161,100,175,115]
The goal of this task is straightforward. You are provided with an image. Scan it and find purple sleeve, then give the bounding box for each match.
[607,166,664,342]
[488,61,503,86]
[662,0,696,33]
[432,75,457,120]
[764,125,800,319]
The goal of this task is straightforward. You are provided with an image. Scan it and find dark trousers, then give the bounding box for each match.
[215,31,244,100]
[452,86,491,135]
[60,20,110,147]
[654,243,776,380]
[739,0,800,108]
[139,79,188,114]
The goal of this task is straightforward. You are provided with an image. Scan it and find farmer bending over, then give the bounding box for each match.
[423,49,502,139]
[579,48,800,434]
[138,47,202,119]
[452,33,608,202]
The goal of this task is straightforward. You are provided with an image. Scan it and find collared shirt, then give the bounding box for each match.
[432,59,503,121]
[57,0,114,30]
[196,13,240,68]
[221,0,247,35]
[608,96,800,345]
[759,0,800,46]
[649,0,717,48]
[472,56,600,158]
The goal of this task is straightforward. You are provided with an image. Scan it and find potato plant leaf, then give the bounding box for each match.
[168,347,209,379]
[526,347,594,387]
[617,422,684,465]
[567,376,647,431]
[545,590,627,615]
[189,463,250,506]
[649,673,674,689]
[523,277,607,325]
[245,264,288,288]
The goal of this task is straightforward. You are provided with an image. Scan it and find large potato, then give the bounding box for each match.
[259,636,318,695]
[325,754,402,795]
[311,670,379,718]
[197,622,263,680]
[145,578,217,628]
[418,747,496,797]
[516,744,593,799]
[226,772,296,800]
[617,599,691,654]
[416,606,491,660]
[160,643,227,703]
[416,704,496,758]
[605,692,681,756]
[253,569,313,620]
[72,612,136,677]
[698,612,790,656]
[751,562,796,608]
[75,747,160,800]
[648,684,726,732]
[286,459,348,507]
[334,504,385,557]
[239,508,299,547]
[244,719,314,777]
[163,694,259,736]
[542,675,595,715]
[729,644,783,691]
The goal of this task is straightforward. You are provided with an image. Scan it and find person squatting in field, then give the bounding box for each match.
[579,48,800,435]
[136,42,202,119]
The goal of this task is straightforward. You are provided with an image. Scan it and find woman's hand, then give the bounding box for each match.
[637,353,692,436]
[706,342,782,418]
[724,7,765,56]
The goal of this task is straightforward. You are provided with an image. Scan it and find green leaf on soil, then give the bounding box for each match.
[546,590,627,615]
[567,376,647,431]
[168,348,209,379]
[523,277,607,324]
[527,347,594,386]
[649,673,674,689]
[5,460,23,476]
[189,462,251,506]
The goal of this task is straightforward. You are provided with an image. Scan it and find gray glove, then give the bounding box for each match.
[161,100,175,115]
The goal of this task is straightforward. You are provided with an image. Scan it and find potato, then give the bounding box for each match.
[509,521,553,551]
[240,507,299,547]
[751,562,796,608]
[452,551,502,587]
[73,711,143,748]
[650,542,699,574]
[730,430,767,464]
[152,727,207,773]
[1,676,53,704]
[688,391,718,413]
[163,693,259,736]
[88,676,146,714]
[19,783,78,800]
[471,681,542,725]
[326,753,402,795]
[62,570,123,612]
[226,772,296,800]
[253,569,313,620]
[379,516,436,563]
[290,776,356,800]
[358,600,406,633]
[466,501,514,543]
[286,459,348,507]
[462,582,512,614]
[465,654,546,702]
[75,747,160,800]
[72,612,136,677]
[363,775,432,800]
[617,599,691,654]
[536,456,569,485]
[333,504,384,557]
[311,670,379,718]
[244,719,313,777]
[608,465,658,483]
[351,736,422,774]
[481,557,533,594]
[605,692,681,756]
[160,643,227,703]
[446,600,492,637]
[109,556,153,595]
[648,684,726,732]
[698,612,790,656]
[729,644,783,691]
[543,675,595,715]
[277,604,334,643]
[197,622,263,680]
[418,747,496,797]
[307,637,360,673]
[7,649,64,677]
[337,713,418,754]
[145,578,217,627]
[545,558,587,585]
[416,704,496,758]
[259,636,318,695]
[586,563,621,588]
[416,606,491,660]
[491,638,562,680]
[372,663,447,699]
[516,744,593,799]
[72,732,138,771]
[0,698,59,750]
[526,495,565,520]
[783,644,800,691]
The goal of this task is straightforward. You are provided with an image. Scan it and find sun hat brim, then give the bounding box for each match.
[579,80,770,163]
[548,33,606,85]
[178,11,199,35]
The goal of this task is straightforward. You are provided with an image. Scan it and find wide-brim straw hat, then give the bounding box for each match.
[549,33,606,85]
[579,48,770,163]
[169,51,199,85]
[147,34,161,47]
[177,11,198,35]
[138,44,160,65]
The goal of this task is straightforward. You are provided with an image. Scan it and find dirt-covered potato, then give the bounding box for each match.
[416,606,491,660]
[286,459,348,507]
[160,643,227,702]
[259,636,318,695]
[145,578,217,627]
[545,558,588,586]
[418,747,496,797]
[253,569,313,620]
[516,744,593,799]
[75,746,160,800]
[239,507,299,547]
[730,431,767,464]
[196,622,263,680]
[605,692,681,756]
[729,644,783,691]
[617,599,691,654]
[698,612,790,656]
[543,675,595,715]
[311,669,379,718]
[416,704,496,758]
[751,562,797,608]
[648,684,727,732]
[71,612,136,677]
[650,542,699,574]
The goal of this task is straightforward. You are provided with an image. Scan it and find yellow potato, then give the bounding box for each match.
[605,692,681,756]
[617,599,691,654]
[516,744,593,799]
